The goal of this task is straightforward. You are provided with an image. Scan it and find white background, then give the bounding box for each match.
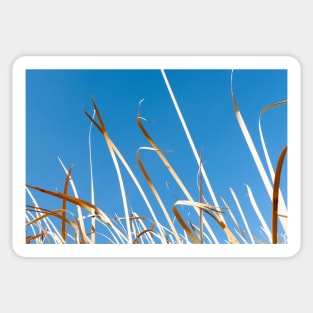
[1,1,310,312]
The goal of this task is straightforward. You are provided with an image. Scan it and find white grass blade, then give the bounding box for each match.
[234,229,249,244]
[161,69,225,223]
[230,187,255,244]
[88,109,96,243]
[108,154,132,244]
[245,184,272,243]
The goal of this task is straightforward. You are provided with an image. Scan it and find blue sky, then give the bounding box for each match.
[26,69,287,243]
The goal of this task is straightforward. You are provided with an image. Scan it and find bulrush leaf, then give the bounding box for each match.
[272,146,288,244]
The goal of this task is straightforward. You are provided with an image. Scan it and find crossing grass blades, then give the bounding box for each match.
[26,70,288,245]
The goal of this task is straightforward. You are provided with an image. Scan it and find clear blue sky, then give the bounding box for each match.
[26,69,287,243]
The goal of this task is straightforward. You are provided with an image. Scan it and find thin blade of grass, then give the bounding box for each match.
[133,224,155,244]
[199,151,204,244]
[220,196,247,242]
[61,165,72,242]
[57,157,86,238]
[245,184,272,243]
[88,109,96,243]
[26,232,47,244]
[272,146,288,244]
[229,187,255,244]
[137,148,182,243]
[173,204,199,244]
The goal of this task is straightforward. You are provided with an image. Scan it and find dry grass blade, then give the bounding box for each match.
[137,148,181,243]
[220,196,247,242]
[173,204,199,244]
[88,109,96,243]
[57,157,86,238]
[133,224,155,244]
[26,184,111,224]
[26,208,74,244]
[62,165,72,241]
[26,232,47,244]
[272,146,288,244]
[199,151,204,244]
[26,186,59,242]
